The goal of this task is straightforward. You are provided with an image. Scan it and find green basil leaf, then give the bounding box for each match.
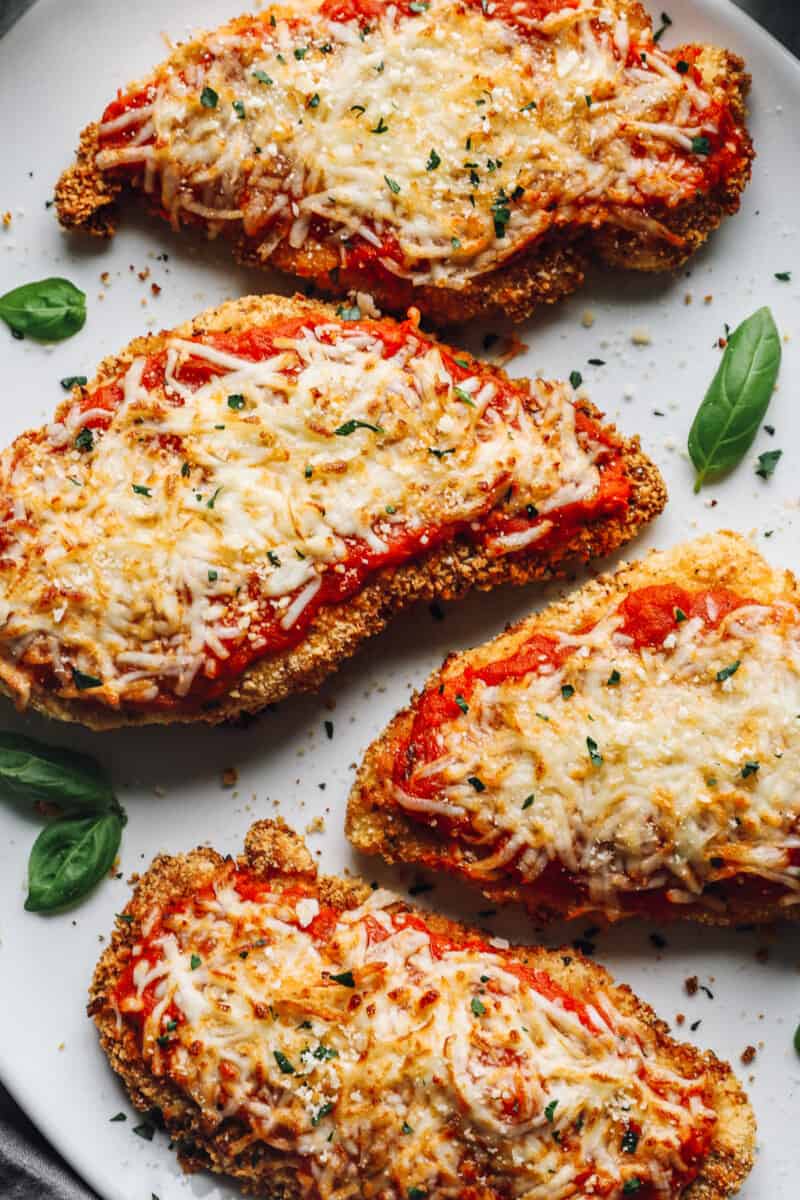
[0,732,113,811]
[25,810,123,912]
[688,307,781,491]
[0,278,87,342]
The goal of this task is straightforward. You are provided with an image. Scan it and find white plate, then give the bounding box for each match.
[1,1,799,1196]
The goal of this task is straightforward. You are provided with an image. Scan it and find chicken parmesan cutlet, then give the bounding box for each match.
[55,0,752,324]
[348,532,800,925]
[90,820,755,1200]
[0,294,664,729]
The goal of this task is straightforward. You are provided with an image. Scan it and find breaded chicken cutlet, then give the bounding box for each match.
[348,532,800,926]
[90,819,755,1199]
[55,0,753,325]
[0,294,664,729]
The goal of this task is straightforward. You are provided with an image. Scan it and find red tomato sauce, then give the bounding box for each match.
[48,315,628,710]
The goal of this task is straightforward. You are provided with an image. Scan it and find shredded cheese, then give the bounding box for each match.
[122,871,716,1197]
[0,316,608,708]
[397,591,800,911]
[93,0,734,285]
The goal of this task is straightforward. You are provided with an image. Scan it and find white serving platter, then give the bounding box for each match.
[0,0,799,1195]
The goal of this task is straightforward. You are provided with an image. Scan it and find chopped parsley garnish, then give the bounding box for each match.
[190,954,201,970]
[587,357,605,366]
[72,668,102,690]
[207,487,223,509]
[181,461,191,477]
[408,1190,427,1200]
[132,1122,155,1141]
[467,775,486,792]
[402,1122,414,1134]
[569,370,583,389]
[324,720,334,740]
[491,190,511,238]
[623,1181,642,1196]
[691,135,711,155]
[305,465,313,479]
[253,70,273,85]
[312,1101,334,1126]
[470,996,486,1016]
[308,92,320,108]
[132,484,151,496]
[384,175,401,194]
[775,271,792,281]
[156,1034,170,1048]
[428,447,455,459]
[676,59,690,74]
[335,419,384,436]
[741,761,760,778]
[336,303,361,320]
[586,736,603,767]
[522,794,534,810]
[227,393,245,410]
[455,693,469,714]
[294,47,308,59]
[330,970,356,987]
[371,116,389,134]
[520,100,537,112]
[426,148,441,171]
[653,10,672,41]
[268,551,281,567]
[232,100,246,120]
[716,660,740,683]
[75,426,93,452]
[109,1112,127,1122]
[313,1043,339,1059]
[451,237,461,249]
[200,86,218,109]
[385,504,397,514]
[208,569,218,582]
[454,386,475,407]
[561,684,575,700]
[674,606,687,622]
[350,104,365,115]
[756,449,782,479]
[60,375,87,390]
[585,94,592,107]
[544,1099,558,1122]
[606,669,621,686]
[409,0,429,9]
[274,1050,295,1074]
[621,1128,639,1153]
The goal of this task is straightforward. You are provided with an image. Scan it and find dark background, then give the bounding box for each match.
[0,0,797,1197]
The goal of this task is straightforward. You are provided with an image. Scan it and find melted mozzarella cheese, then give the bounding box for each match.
[125,875,715,1197]
[0,319,604,706]
[95,0,720,283]
[399,596,800,908]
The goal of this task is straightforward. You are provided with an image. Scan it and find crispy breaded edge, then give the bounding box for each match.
[0,292,666,730]
[54,37,753,325]
[89,819,755,1199]
[347,529,800,927]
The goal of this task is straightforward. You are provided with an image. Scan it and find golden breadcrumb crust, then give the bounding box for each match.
[0,293,666,729]
[89,819,755,1199]
[54,28,753,326]
[347,530,800,926]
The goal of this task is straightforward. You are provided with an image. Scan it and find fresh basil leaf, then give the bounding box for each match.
[0,732,113,811]
[25,810,124,912]
[688,307,781,491]
[0,278,86,341]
